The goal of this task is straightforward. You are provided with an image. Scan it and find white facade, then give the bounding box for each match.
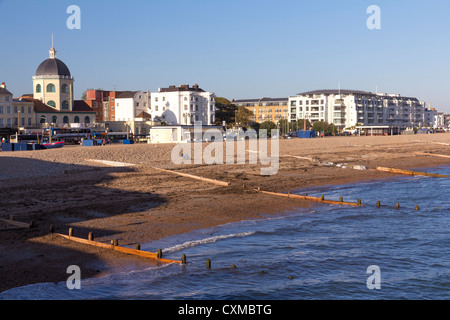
[150,85,215,125]
[115,91,151,122]
[288,90,428,129]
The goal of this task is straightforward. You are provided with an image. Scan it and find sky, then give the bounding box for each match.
[1,0,450,112]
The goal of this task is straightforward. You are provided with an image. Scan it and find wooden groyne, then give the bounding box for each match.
[0,217,35,229]
[255,188,363,207]
[57,231,182,264]
[375,166,449,178]
[153,167,230,187]
[413,152,450,159]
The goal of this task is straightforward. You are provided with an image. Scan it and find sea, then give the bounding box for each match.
[1,166,449,300]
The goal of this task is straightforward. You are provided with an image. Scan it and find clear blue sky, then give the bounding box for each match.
[1,0,450,112]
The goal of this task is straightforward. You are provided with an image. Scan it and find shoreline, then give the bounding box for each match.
[1,134,449,294]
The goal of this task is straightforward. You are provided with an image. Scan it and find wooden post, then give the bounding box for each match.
[88,232,94,241]
[206,259,211,269]
[339,197,343,202]
[396,203,400,209]
[136,244,141,250]
[50,225,55,233]
[357,199,362,205]
[376,201,381,208]
[415,205,420,211]
[157,249,163,259]
[69,228,74,237]
[182,254,186,264]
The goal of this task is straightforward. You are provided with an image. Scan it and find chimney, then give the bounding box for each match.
[1,82,5,89]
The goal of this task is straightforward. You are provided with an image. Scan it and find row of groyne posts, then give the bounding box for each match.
[2,159,448,269]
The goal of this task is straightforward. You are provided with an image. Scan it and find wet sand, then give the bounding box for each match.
[0,133,449,293]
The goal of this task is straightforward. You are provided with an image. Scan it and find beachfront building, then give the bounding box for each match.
[0,82,14,129]
[31,45,96,127]
[84,89,151,123]
[288,89,428,131]
[115,91,151,122]
[233,97,289,124]
[150,84,216,126]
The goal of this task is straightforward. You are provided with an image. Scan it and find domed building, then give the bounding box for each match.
[29,44,96,126]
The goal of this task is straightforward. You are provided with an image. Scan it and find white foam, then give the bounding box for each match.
[163,231,255,254]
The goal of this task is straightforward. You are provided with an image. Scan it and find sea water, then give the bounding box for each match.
[1,166,449,300]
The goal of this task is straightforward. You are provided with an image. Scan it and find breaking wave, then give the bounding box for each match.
[163,231,255,254]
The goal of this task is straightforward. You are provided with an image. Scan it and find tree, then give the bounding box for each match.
[214,97,237,127]
[235,106,254,127]
[312,121,329,134]
[260,120,278,137]
[296,119,312,131]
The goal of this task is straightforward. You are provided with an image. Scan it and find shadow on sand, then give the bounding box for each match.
[0,156,167,293]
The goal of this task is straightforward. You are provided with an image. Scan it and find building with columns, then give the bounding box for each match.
[30,45,96,127]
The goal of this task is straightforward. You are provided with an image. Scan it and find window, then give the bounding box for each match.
[40,115,46,124]
[47,84,56,93]
[47,100,56,108]
[74,116,80,123]
[63,116,69,124]
[52,116,57,123]
[0,107,3,114]
[155,106,158,111]
[36,84,41,93]
[21,106,25,113]
[28,107,32,113]
[0,119,3,127]
[7,107,11,114]
[5,96,10,102]
[28,118,32,126]
[155,97,158,102]
[62,84,69,93]
[14,107,17,113]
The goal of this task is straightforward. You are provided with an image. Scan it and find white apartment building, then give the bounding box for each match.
[0,82,14,128]
[288,89,428,129]
[150,84,215,125]
[115,91,151,122]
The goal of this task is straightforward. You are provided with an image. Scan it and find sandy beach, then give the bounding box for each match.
[0,133,449,293]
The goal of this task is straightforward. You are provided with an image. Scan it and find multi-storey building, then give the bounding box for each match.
[29,44,96,126]
[150,84,215,125]
[115,91,151,122]
[0,82,14,129]
[233,97,289,124]
[288,89,428,130]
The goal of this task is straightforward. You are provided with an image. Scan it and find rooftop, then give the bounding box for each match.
[159,84,205,93]
[296,89,373,96]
